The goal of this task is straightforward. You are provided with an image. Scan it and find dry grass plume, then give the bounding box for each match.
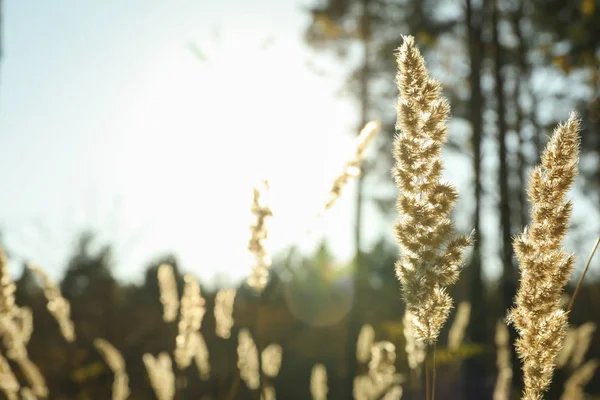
[94,338,130,400]
[214,288,236,339]
[157,264,179,323]
[28,264,76,343]
[310,363,328,400]
[174,274,206,370]
[247,179,273,293]
[143,352,175,400]
[393,35,472,343]
[507,113,581,400]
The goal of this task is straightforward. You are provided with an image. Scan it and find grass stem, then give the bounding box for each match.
[425,345,431,400]
[432,342,437,400]
[568,236,600,313]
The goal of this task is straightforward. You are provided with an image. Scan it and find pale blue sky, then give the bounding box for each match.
[0,0,383,284]
[2,1,596,286]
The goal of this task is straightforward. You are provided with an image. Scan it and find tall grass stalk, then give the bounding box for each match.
[393,34,472,399]
[508,113,581,400]
[568,236,600,312]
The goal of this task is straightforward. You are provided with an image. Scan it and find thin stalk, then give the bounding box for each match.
[568,236,600,312]
[425,345,432,400]
[254,295,266,400]
[432,342,437,400]
[225,374,241,400]
[174,370,186,400]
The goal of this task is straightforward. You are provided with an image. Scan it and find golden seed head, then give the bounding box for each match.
[310,364,328,400]
[158,264,179,323]
[508,113,581,399]
[393,35,472,343]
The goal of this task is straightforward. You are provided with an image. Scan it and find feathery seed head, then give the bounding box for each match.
[324,121,381,211]
[143,352,175,400]
[28,265,75,343]
[158,264,179,322]
[237,328,260,390]
[310,364,328,400]
[403,312,425,370]
[20,388,36,400]
[354,341,403,400]
[261,343,282,378]
[0,351,19,400]
[192,332,211,381]
[560,360,599,400]
[15,358,48,398]
[247,180,273,293]
[448,302,471,352]
[0,246,16,316]
[214,288,236,339]
[94,339,130,400]
[393,36,472,343]
[508,113,581,399]
[175,274,205,370]
[356,324,375,364]
[494,321,513,400]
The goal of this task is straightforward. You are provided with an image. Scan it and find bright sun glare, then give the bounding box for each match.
[118,32,357,282]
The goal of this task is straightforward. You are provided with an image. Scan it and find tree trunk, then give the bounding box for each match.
[492,0,522,393]
[464,0,488,397]
[511,1,530,228]
[346,0,371,397]
[354,0,371,264]
[491,0,514,317]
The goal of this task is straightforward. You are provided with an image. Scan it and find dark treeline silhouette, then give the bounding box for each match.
[2,231,598,399]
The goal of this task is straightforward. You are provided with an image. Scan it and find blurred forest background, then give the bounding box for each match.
[1,0,600,399]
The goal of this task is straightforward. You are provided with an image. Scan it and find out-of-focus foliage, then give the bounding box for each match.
[1,232,596,398]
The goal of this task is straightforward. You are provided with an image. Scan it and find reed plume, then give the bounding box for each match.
[0,320,47,397]
[493,321,513,400]
[157,264,179,322]
[568,322,596,369]
[261,384,276,400]
[507,112,581,400]
[393,35,472,343]
[556,326,577,369]
[143,352,175,400]
[261,343,282,378]
[12,307,32,346]
[403,312,425,370]
[369,341,399,382]
[448,302,471,352]
[214,288,236,339]
[20,387,36,400]
[382,386,403,400]
[94,338,130,400]
[0,320,48,398]
[0,246,15,316]
[247,179,273,293]
[354,341,403,400]
[259,343,281,399]
[0,350,19,400]
[322,121,380,212]
[192,331,210,381]
[174,274,206,370]
[15,357,48,398]
[560,359,598,400]
[0,249,48,398]
[357,324,375,364]
[310,364,328,400]
[237,328,260,390]
[0,315,28,360]
[28,265,75,342]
